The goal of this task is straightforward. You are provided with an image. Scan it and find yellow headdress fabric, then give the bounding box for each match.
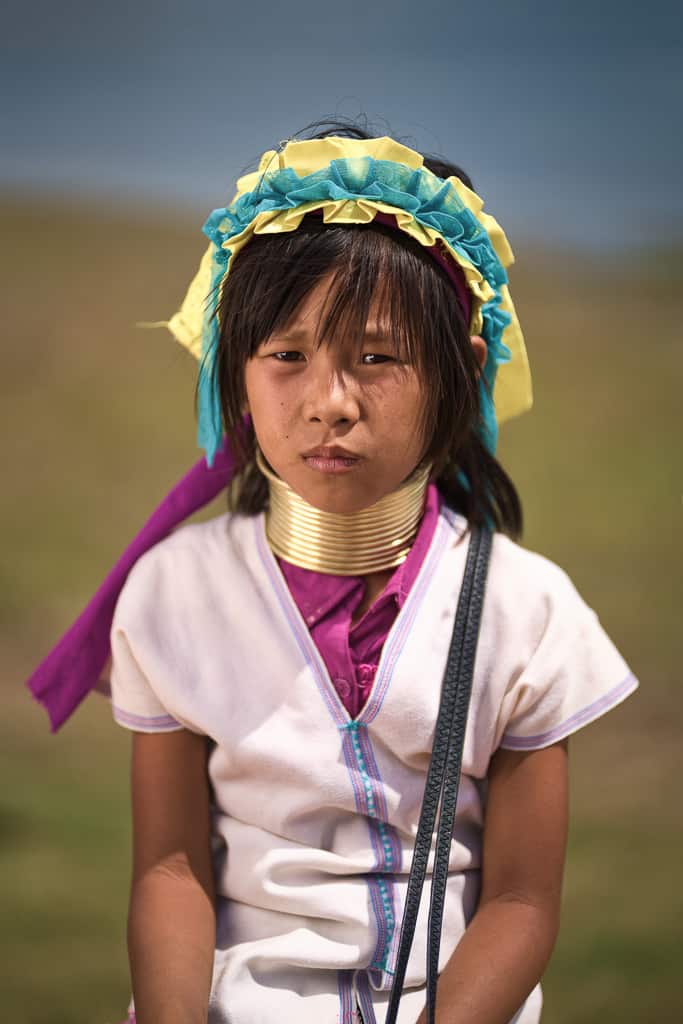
[163,136,531,463]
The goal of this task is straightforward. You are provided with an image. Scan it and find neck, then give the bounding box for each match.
[255,449,431,576]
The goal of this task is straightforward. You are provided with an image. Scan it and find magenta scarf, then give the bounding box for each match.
[26,440,237,732]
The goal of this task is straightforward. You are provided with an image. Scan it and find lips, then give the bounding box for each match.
[302,445,362,475]
[303,445,360,459]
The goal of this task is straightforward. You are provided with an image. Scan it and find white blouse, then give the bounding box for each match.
[111,506,637,1024]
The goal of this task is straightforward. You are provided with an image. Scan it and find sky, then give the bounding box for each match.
[2,0,682,248]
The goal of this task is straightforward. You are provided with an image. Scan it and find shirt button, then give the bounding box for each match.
[334,677,351,699]
[358,663,376,685]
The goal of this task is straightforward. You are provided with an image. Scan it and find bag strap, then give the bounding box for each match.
[384,524,493,1024]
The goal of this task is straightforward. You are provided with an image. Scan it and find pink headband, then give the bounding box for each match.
[372,211,472,328]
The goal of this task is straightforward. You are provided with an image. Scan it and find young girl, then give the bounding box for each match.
[27,124,637,1024]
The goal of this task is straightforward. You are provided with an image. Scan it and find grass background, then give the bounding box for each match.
[1,196,681,1022]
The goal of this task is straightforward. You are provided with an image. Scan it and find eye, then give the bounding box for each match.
[272,351,305,362]
[361,353,394,365]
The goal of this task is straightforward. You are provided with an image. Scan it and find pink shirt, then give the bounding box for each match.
[278,483,442,718]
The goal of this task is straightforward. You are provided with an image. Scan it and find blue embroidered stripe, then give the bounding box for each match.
[341,720,398,973]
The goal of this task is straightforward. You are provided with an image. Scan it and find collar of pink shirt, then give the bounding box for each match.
[277,482,442,718]
[279,481,442,626]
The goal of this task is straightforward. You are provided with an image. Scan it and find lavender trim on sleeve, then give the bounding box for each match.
[499,671,638,750]
[112,705,184,732]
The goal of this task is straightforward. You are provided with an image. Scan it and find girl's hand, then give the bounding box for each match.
[412,739,569,1024]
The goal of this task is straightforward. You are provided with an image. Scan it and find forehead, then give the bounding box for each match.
[277,271,392,339]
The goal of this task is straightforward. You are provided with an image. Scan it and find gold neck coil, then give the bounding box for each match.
[255,448,431,576]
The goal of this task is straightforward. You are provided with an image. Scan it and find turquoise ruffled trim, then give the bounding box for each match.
[198,156,511,465]
[479,298,512,451]
[197,249,228,463]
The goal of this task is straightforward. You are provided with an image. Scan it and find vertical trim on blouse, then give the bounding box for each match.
[254,508,463,996]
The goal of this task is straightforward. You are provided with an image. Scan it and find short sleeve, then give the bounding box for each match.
[109,560,184,734]
[496,565,638,751]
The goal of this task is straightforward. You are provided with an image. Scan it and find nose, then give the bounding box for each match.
[303,357,361,429]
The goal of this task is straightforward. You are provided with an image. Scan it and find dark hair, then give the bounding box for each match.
[212,119,522,538]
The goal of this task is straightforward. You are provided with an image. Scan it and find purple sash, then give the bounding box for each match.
[26,441,237,731]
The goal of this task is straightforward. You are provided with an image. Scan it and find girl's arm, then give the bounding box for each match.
[127,729,216,1024]
[416,739,569,1024]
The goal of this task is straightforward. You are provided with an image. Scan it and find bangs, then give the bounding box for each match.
[218,217,468,367]
[286,227,434,372]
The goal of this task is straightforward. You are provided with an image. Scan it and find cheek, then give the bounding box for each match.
[245,362,276,416]
[244,363,295,441]
[377,372,426,436]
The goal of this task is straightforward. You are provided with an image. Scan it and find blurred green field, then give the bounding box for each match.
[1,196,681,1023]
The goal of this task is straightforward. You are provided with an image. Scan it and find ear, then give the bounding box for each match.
[470,335,487,375]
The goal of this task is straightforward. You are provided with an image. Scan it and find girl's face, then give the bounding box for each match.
[244,274,429,514]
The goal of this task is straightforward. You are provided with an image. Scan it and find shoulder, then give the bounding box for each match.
[439,508,583,625]
[436,512,636,755]
[486,532,599,657]
[114,511,260,621]
[489,531,582,606]
[437,511,605,671]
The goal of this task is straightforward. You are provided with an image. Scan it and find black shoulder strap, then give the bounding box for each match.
[384,524,493,1024]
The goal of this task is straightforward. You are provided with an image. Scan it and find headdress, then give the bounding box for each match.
[162,136,532,465]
